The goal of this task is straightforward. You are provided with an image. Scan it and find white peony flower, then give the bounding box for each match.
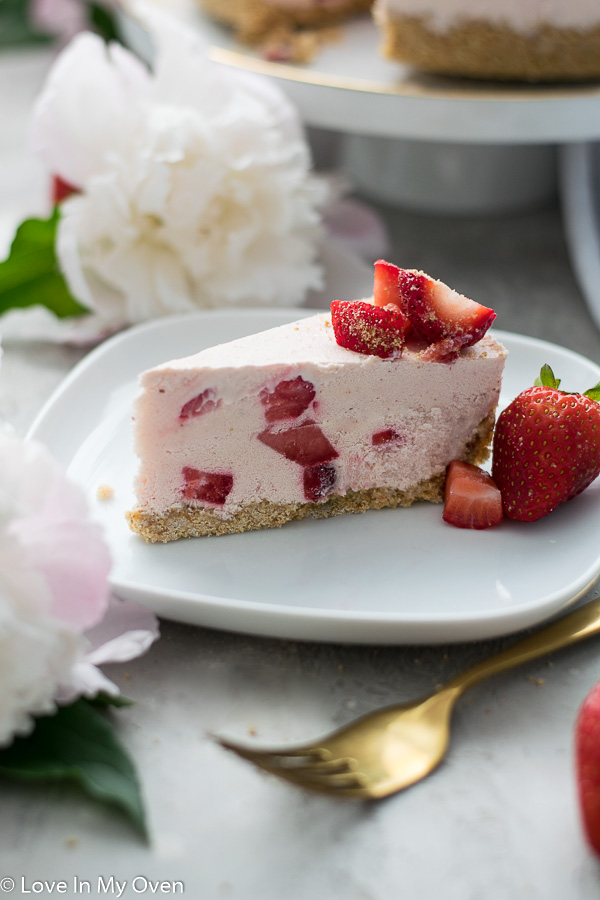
[0,429,105,745]
[0,530,80,745]
[0,425,159,746]
[30,9,327,328]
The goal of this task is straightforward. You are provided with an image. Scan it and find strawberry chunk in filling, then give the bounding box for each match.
[260,377,316,423]
[182,467,233,505]
[180,389,221,421]
[372,428,405,448]
[304,463,337,502]
[258,422,339,467]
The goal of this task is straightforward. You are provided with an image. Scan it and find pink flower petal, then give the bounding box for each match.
[56,662,119,705]
[11,447,112,631]
[83,594,160,665]
[323,198,390,261]
[56,595,159,703]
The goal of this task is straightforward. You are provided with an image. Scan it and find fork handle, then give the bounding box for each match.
[446,588,600,694]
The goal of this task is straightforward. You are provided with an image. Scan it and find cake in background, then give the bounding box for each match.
[373,0,600,81]
[199,0,373,61]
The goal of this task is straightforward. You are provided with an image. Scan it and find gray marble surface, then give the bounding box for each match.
[2,48,600,900]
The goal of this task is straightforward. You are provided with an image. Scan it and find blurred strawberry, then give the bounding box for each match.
[576,679,600,854]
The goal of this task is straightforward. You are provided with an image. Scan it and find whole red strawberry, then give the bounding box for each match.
[576,679,600,854]
[492,365,600,522]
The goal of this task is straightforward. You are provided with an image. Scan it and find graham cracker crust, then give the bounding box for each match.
[126,411,495,543]
[378,15,600,81]
[199,0,372,60]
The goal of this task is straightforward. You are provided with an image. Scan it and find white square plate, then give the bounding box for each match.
[28,310,600,644]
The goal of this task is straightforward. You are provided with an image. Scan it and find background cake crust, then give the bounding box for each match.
[378,15,600,82]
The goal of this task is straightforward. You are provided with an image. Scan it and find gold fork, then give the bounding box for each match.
[217,592,600,798]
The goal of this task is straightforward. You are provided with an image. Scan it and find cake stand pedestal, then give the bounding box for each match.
[338,136,558,215]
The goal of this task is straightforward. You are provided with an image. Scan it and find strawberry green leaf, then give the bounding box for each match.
[0,699,148,840]
[0,209,89,319]
[584,383,600,402]
[534,364,561,390]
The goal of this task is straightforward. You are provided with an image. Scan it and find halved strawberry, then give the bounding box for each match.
[442,460,503,529]
[399,269,496,360]
[182,467,233,505]
[330,300,409,359]
[576,679,600,854]
[260,377,316,423]
[373,259,402,309]
[258,422,339,467]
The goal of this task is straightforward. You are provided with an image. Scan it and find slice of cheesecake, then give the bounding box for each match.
[126,266,506,542]
[373,0,600,81]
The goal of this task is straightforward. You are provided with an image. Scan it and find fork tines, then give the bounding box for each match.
[217,737,368,795]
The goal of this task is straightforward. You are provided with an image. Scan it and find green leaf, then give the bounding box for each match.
[0,0,51,47]
[88,693,135,709]
[0,209,89,319]
[534,364,561,390]
[90,2,122,42]
[584,381,600,402]
[0,700,148,840]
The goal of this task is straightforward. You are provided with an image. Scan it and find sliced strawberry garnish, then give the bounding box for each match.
[372,428,405,447]
[180,389,221,421]
[260,377,316,423]
[304,463,337,502]
[258,423,338,467]
[330,300,409,359]
[442,460,503,530]
[399,269,496,360]
[52,175,78,205]
[182,467,233,505]
[373,259,402,309]
[576,680,600,854]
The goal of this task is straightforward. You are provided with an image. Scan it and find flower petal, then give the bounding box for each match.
[4,433,112,631]
[56,661,119,705]
[82,594,160,665]
[39,9,325,322]
[30,32,151,187]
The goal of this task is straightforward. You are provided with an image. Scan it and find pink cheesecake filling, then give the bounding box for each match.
[375,0,600,33]
[132,312,506,519]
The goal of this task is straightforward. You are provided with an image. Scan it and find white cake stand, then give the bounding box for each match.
[118,1,600,324]
[120,0,600,144]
